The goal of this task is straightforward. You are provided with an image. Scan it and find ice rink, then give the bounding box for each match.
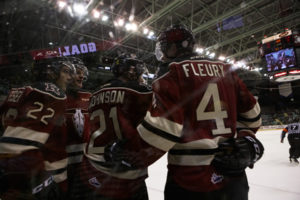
[146,130,300,200]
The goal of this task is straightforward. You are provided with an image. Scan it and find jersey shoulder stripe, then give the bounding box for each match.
[30,82,66,100]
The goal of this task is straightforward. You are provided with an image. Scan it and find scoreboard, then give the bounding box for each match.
[259,30,294,57]
[259,29,300,82]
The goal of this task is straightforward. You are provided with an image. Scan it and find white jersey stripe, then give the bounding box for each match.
[0,143,38,154]
[44,158,68,171]
[137,124,175,152]
[237,118,262,128]
[3,126,49,144]
[239,102,261,119]
[144,111,183,137]
[172,136,227,150]
[53,170,67,183]
[67,155,83,164]
[87,146,105,154]
[66,143,86,153]
[89,159,148,180]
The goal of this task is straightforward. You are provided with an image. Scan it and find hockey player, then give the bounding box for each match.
[79,55,152,200]
[105,25,264,200]
[281,121,300,164]
[64,57,91,199]
[0,57,75,199]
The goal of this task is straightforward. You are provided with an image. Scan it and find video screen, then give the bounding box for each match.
[265,48,296,72]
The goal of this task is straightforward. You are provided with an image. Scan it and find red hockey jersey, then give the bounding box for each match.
[136,57,262,192]
[65,90,91,165]
[81,79,152,199]
[65,90,91,197]
[0,82,68,198]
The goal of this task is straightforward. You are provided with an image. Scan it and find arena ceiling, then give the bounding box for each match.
[0,0,299,73]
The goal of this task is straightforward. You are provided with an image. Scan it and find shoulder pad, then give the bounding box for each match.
[31,82,66,99]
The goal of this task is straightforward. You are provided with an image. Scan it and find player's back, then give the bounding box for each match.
[0,82,68,198]
[88,79,152,149]
[81,79,152,199]
[152,57,259,192]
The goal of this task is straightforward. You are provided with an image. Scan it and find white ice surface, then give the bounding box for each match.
[146,130,300,200]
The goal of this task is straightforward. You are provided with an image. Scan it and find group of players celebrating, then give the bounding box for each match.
[0,25,264,200]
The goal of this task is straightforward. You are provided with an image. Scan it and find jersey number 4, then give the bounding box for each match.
[196,83,231,135]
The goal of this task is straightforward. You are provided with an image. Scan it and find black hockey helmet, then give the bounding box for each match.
[155,24,195,61]
[112,54,146,81]
[32,56,76,82]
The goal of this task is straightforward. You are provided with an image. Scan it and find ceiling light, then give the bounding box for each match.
[101,15,108,21]
[92,10,100,18]
[109,31,114,38]
[131,23,137,31]
[117,18,125,27]
[209,52,215,58]
[143,28,149,35]
[125,23,132,31]
[195,48,204,54]
[113,21,118,27]
[73,3,87,16]
[57,1,67,9]
[129,14,134,22]
[147,31,155,39]
[218,56,225,61]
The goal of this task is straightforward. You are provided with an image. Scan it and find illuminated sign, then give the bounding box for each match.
[31,41,116,60]
[289,70,300,74]
[274,72,287,77]
[58,42,97,56]
[262,30,292,44]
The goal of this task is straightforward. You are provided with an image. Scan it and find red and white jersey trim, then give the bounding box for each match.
[239,102,261,119]
[88,159,147,180]
[44,158,68,183]
[0,126,49,153]
[144,111,183,137]
[138,124,175,152]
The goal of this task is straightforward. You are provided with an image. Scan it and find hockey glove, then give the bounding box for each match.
[212,136,264,176]
[104,140,138,172]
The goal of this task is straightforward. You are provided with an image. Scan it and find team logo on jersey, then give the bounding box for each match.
[45,83,61,96]
[72,108,85,137]
[211,173,224,184]
[88,177,101,188]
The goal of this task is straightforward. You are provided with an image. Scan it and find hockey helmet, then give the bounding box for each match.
[68,57,89,81]
[155,24,195,61]
[32,56,76,82]
[112,55,146,81]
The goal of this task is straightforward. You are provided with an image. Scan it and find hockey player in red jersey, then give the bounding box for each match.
[105,25,264,200]
[0,57,75,200]
[64,57,92,199]
[78,55,152,200]
[281,120,300,164]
